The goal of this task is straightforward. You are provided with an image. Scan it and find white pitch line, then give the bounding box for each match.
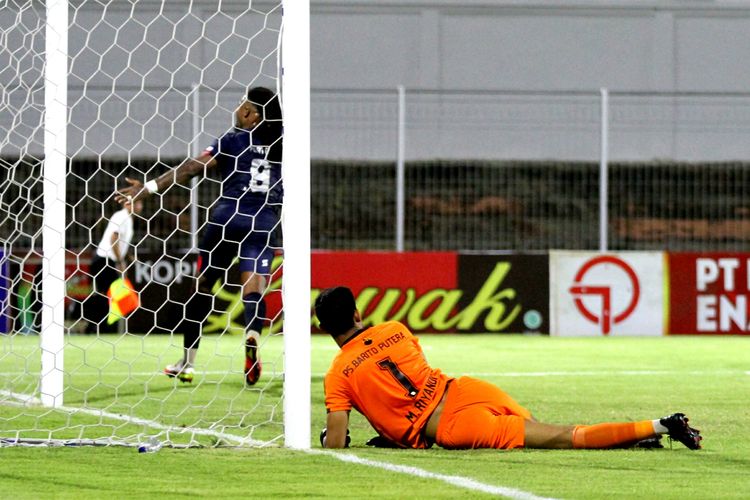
[0,389,42,405]
[67,406,268,447]
[1,387,556,498]
[308,449,559,500]
[2,390,557,499]
[0,390,266,447]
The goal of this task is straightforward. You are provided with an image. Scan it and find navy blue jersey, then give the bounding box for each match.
[199,127,281,276]
[203,128,283,213]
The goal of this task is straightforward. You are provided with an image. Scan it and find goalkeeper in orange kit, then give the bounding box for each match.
[314,286,702,451]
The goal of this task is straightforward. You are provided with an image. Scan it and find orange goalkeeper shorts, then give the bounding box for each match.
[435,376,531,450]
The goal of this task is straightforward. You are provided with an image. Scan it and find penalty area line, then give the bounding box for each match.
[308,449,559,500]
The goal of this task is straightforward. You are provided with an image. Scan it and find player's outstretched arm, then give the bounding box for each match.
[115,154,216,205]
[323,411,350,449]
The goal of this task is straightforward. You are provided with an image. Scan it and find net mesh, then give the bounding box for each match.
[1,0,285,448]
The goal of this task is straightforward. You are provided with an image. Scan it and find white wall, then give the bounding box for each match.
[311,0,750,92]
[311,1,750,161]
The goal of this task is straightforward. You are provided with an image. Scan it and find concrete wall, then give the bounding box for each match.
[311,0,750,92]
[310,1,750,161]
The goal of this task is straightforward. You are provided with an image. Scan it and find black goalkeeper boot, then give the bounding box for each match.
[660,413,702,450]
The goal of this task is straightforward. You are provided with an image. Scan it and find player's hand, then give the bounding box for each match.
[115,177,147,205]
[319,428,351,448]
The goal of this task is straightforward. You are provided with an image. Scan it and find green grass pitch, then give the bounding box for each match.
[1,332,748,499]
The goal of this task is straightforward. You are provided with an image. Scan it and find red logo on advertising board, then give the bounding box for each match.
[569,255,640,335]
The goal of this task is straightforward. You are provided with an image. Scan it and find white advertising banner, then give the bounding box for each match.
[550,251,665,336]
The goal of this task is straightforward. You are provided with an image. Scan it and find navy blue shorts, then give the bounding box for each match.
[198,202,280,283]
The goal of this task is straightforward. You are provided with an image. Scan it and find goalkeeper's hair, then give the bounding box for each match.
[315,286,357,337]
[247,86,282,162]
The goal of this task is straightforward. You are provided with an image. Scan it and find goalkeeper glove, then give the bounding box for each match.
[319,428,351,448]
[365,434,399,448]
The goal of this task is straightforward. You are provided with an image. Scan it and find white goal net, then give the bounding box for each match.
[0,0,310,449]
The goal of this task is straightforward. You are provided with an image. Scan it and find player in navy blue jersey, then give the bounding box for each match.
[115,86,282,385]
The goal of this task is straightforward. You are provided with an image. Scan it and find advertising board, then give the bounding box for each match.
[550,251,664,336]
[669,253,750,335]
[104,250,550,335]
[312,252,549,334]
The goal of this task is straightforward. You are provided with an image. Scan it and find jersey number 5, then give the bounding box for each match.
[377,357,419,398]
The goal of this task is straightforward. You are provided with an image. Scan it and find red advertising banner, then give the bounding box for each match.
[669,253,750,335]
[312,251,457,333]
[63,250,547,336]
[126,251,457,335]
[312,251,549,334]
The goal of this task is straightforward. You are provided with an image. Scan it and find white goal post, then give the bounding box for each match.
[281,0,311,450]
[41,0,67,409]
[1,0,310,449]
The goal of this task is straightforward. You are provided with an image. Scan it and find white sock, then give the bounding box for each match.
[246,329,260,343]
[652,419,669,434]
[185,347,198,368]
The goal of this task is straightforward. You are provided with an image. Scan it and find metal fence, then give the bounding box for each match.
[312,158,750,251]
[311,88,750,251]
[3,88,750,253]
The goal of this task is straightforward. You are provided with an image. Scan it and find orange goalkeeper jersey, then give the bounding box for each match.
[324,321,452,448]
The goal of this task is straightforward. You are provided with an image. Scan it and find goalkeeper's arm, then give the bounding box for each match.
[322,410,350,448]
